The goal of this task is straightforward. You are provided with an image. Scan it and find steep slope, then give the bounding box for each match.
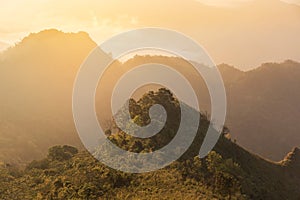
[96,55,300,161]
[0,30,299,165]
[0,29,109,164]
[102,89,300,199]
[1,89,299,199]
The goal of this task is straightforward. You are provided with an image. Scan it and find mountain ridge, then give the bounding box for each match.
[0,29,299,164]
[1,88,299,199]
[2,29,299,71]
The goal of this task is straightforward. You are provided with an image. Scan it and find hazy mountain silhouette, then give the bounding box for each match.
[0,29,107,164]
[0,29,299,165]
[223,60,300,161]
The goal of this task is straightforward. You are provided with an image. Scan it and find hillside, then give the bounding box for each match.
[0,147,244,200]
[0,29,299,165]
[96,55,300,161]
[0,89,299,199]
[224,60,300,160]
[0,29,103,164]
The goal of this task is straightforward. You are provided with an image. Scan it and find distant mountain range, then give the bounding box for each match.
[1,0,300,69]
[0,29,299,165]
[220,60,300,161]
[97,55,300,161]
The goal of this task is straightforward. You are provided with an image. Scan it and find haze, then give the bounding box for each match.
[1,0,300,70]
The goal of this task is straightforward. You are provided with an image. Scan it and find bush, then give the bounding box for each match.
[47,145,78,161]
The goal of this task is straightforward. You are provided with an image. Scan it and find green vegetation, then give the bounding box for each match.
[1,89,299,199]
[0,146,245,200]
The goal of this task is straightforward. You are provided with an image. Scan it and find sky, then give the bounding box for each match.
[1,0,300,69]
[198,0,300,6]
[1,0,299,45]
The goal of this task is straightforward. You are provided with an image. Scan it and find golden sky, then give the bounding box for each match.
[198,0,300,6]
[1,0,300,69]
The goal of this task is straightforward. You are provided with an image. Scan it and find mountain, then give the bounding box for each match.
[223,60,300,161]
[96,55,300,161]
[0,90,299,199]
[2,0,300,69]
[0,29,299,165]
[0,29,108,164]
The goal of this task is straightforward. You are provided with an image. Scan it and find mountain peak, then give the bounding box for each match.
[0,29,97,61]
[20,29,92,44]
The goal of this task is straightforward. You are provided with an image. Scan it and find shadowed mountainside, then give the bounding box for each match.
[96,55,300,161]
[1,89,299,199]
